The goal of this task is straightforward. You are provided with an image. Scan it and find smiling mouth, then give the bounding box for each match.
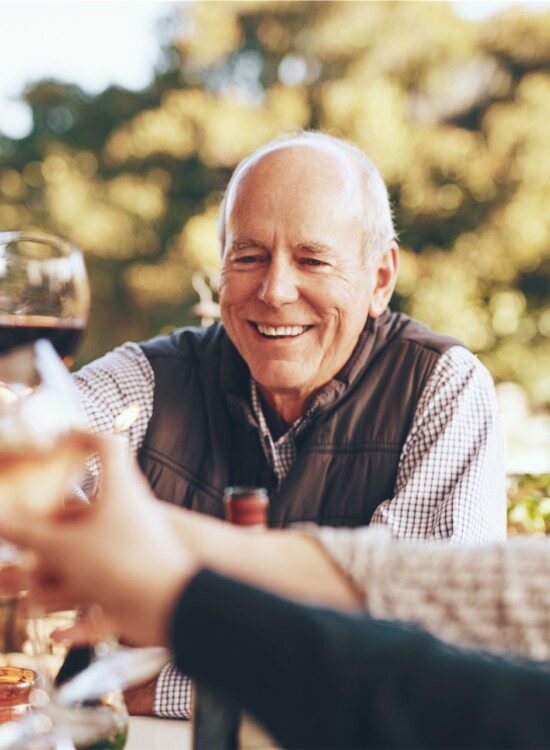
[249,322,313,339]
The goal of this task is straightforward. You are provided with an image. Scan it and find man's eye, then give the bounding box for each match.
[300,258,326,267]
[234,255,262,264]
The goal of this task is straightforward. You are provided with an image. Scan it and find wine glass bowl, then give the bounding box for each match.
[0,232,90,365]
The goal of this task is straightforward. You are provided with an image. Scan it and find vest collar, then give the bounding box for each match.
[218,309,403,425]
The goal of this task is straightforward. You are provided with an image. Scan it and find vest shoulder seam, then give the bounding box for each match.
[282,517,376,526]
[303,443,401,455]
[388,336,465,356]
[139,347,197,363]
[139,446,222,501]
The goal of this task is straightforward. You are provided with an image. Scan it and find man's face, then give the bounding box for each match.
[220,145,376,404]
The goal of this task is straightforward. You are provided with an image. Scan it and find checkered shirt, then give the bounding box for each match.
[249,376,311,488]
[73,342,507,719]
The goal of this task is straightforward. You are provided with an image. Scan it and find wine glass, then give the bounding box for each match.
[0,229,90,688]
[0,232,90,367]
[0,341,137,749]
[0,341,88,721]
[0,232,90,740]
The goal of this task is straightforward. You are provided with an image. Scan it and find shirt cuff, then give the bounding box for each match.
[153,661,193,719]
[296,523,394,607]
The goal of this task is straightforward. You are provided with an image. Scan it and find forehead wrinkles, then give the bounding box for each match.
[227,145,365,230]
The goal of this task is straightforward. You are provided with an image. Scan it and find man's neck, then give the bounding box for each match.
[257,386,308,437]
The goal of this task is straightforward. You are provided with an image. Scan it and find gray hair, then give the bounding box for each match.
[218,130,396,263]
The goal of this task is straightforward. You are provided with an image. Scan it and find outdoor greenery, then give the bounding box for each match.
[0,1,548,413]
[508,474,550,535]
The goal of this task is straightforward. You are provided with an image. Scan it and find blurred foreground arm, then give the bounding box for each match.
[163,504,360,609]
[2,437,548,748]
[162,504,550,660]
[4,431,546,661]
[308,525,550,659]
[172,569,550,749]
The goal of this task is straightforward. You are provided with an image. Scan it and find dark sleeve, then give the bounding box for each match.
[170,569,550,749]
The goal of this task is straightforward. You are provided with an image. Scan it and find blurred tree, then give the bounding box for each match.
[0,1,548,408]
[508,474,550,535]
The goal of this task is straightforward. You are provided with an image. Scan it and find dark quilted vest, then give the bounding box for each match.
[138,311,461,528]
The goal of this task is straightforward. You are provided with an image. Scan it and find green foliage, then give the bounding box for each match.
[0,1,548,405]
[507,474,550,535]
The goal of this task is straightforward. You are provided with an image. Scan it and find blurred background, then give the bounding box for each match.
[0,0,548,523]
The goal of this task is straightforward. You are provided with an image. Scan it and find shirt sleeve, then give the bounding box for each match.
[72,342,154,493]
[369,345,507,543]
[153,662,193,719]
[75,345,194,719]
[305,526,550,661]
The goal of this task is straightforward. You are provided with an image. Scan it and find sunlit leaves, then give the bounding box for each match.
[508,474,550,536]
[0,1,548,408]
[175,2,243,68]
[173,206,220,271]
[105,85,309,167]
[481,9,550,68]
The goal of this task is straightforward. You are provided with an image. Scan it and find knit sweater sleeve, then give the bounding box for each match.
[306,526,550,660]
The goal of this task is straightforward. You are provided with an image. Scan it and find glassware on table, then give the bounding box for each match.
[0,231,91,743]
[0,646,170,749]
[0,231,90,368]
[0,341,134,750]
[0,667,36,725]
[0,239,132,749]
[0,340,88,722]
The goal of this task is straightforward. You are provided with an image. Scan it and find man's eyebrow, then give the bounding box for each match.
[230,238,270,253]
[296,241,335,256]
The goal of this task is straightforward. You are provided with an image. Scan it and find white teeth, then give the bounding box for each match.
[256,324,308,337]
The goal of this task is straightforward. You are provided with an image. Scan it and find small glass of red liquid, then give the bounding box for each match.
[0,666,37,724]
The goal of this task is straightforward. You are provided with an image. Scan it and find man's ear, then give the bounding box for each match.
[368,243,400,318]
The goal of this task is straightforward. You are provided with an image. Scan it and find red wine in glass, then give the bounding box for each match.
[0,315,85,364]
[0,233,90,367]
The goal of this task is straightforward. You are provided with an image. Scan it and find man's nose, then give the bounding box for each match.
[257,258,299,308]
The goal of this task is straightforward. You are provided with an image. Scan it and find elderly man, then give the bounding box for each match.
[74,131,506,716]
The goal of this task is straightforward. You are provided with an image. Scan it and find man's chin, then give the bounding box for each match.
[250,363,319,397]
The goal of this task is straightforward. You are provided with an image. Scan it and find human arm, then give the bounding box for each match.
[2,431,550,744]
[55,424,549,668]
[129,508,362,718]
[162,502,360,609]
[370,346,507,543]
[0,435,195,646]
[308,524,550,659]
[3,432,548,749]
[162,500,550,662]
[172,568,550,750]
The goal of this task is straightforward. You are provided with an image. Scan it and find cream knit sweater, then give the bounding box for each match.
[310,526,550,661]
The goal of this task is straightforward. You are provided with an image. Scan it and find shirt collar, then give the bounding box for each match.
[250,377,306,445]
[221,309,400,425]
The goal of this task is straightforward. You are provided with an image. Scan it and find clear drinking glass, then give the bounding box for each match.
[0,231,90,368]
[0,237,132,748]
[0,230,90,700]
[0,349,131,749]
[0,340,91,750]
